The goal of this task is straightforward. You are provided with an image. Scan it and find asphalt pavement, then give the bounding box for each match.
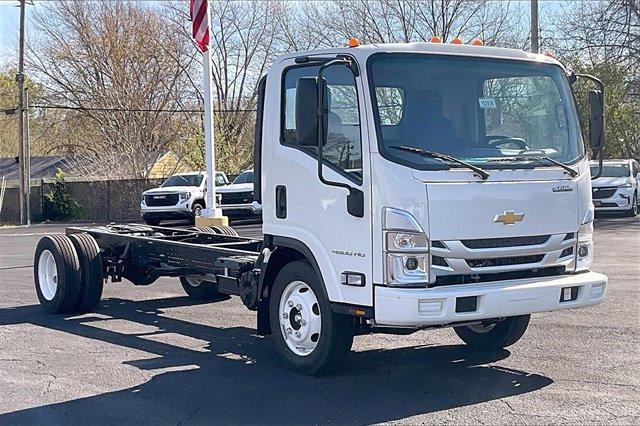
[0,216,638,424]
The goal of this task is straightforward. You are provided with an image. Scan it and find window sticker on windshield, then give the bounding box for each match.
[478,97,497,109]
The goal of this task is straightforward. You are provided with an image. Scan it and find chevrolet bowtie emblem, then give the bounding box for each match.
[493,210,525,225]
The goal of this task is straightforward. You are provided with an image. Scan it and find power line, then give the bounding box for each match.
[30,105,256,113]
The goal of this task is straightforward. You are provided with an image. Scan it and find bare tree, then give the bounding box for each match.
[27,0,195,179]
[302,0,523,47]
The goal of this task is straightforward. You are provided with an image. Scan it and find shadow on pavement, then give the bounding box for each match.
[594,214,639,231]
[0,296,553,424]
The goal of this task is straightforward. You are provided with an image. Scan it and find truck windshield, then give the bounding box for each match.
[161,174,203,187]
[368,53,584,170]
[232,171,253,184]
[591,164,629,178]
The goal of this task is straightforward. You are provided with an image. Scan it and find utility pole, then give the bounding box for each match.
[530,0,539,53]
[24,87,31,225]
[16,0,27,225]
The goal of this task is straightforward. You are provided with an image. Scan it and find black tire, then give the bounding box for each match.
[269,260,354,375]
[34,235,82,314]
[454,315,530,349]
[179,276,219,299]
[625,192,638,217]
[144,218,161,226]
[191,202,205,221]
[68,233,104,312]
[210,225,239,236]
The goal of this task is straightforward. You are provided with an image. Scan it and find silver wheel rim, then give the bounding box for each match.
[278,280,321,356]
[467,323,496,334]
[184,275,204,287]
[194,206,203,217]
[38,249,58,301]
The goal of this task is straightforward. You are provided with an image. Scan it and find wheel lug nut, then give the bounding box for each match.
[287,301,293,307]
[295,331,301,337]
[300,319,306,326]
[287,328,292,334]
[296,304,302,310]
[283,313,288,319]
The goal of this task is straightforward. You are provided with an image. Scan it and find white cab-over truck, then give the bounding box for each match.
[33,41,608,375]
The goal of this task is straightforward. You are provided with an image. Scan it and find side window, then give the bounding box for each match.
[375,87,405,125]
[282,64,362,184]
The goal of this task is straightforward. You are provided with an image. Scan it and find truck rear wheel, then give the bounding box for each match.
[179,276,219,299]
[68,233,104,312]
[454,315,530,349]
[34,235,82,314]
[269,260,354,375]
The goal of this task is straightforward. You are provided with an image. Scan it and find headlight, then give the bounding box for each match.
[386,232,428,252]
[383,208,429,287]
[575,221,593,271]
[620,180,633,188]
[179,192,191,201]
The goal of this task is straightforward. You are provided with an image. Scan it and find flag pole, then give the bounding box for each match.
[200,2,223,222]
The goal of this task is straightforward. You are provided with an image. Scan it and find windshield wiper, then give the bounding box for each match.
[487,151,578,178]
[390,145,490,180]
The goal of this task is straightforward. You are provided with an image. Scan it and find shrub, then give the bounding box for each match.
[42,169,83,220]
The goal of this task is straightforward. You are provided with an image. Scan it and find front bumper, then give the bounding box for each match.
[592,188,634,210]
[374,271,607,327]
[141,208,192,221]
[221,201,262,216]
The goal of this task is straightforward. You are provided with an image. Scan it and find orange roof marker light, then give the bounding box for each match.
[451,37,463,45]
[544,51,555,58]
[430,36,442,43]
[348,37,361,48]
[471,38,484,46]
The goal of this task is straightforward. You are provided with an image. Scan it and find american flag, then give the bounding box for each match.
[190,0,209,52]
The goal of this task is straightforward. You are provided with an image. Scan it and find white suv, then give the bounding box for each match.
[217,169,262,219]
[141,171,229,225]
[590,159,640,216]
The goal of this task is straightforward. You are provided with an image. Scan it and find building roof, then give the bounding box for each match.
[0,156,75,181]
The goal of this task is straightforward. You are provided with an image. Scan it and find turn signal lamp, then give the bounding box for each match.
[544,51,554,58]
[471,38,484,46]
[430,36,442,43]
[451,37,463,44]
[348,37,361,48]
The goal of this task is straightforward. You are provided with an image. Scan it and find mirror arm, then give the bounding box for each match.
[575,73,605,180]
[315,59,356,192]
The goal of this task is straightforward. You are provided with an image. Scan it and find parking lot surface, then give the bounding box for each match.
[0,217,638,424]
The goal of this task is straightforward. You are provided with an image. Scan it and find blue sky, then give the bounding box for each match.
[0,0,567,68]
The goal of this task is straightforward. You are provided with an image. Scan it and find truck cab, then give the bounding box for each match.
[253,42,607,370]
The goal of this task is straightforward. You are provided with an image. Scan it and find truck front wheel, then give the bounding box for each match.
[269,261,354,375]
[453,315,530,349]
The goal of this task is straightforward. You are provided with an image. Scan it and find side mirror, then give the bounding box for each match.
[295,77,327,147]
[588,90,604,150]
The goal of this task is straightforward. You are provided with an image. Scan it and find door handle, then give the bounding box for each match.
[275,185,287,219]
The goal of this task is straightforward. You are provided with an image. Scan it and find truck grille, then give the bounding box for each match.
[466,254,544,268]
[145,193,179,206]
[221,191,253,205]
[461,235,550,249]
[430,232,576,283]
[592,187,617,199]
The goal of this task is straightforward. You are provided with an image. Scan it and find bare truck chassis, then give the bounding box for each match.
[68,224,266,312]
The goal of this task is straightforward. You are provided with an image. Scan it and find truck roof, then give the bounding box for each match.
[275,41,562,68]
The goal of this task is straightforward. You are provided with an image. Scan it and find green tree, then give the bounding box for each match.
[564,58,639,160]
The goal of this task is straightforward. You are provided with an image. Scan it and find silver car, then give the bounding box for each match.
[590,159,640,216]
